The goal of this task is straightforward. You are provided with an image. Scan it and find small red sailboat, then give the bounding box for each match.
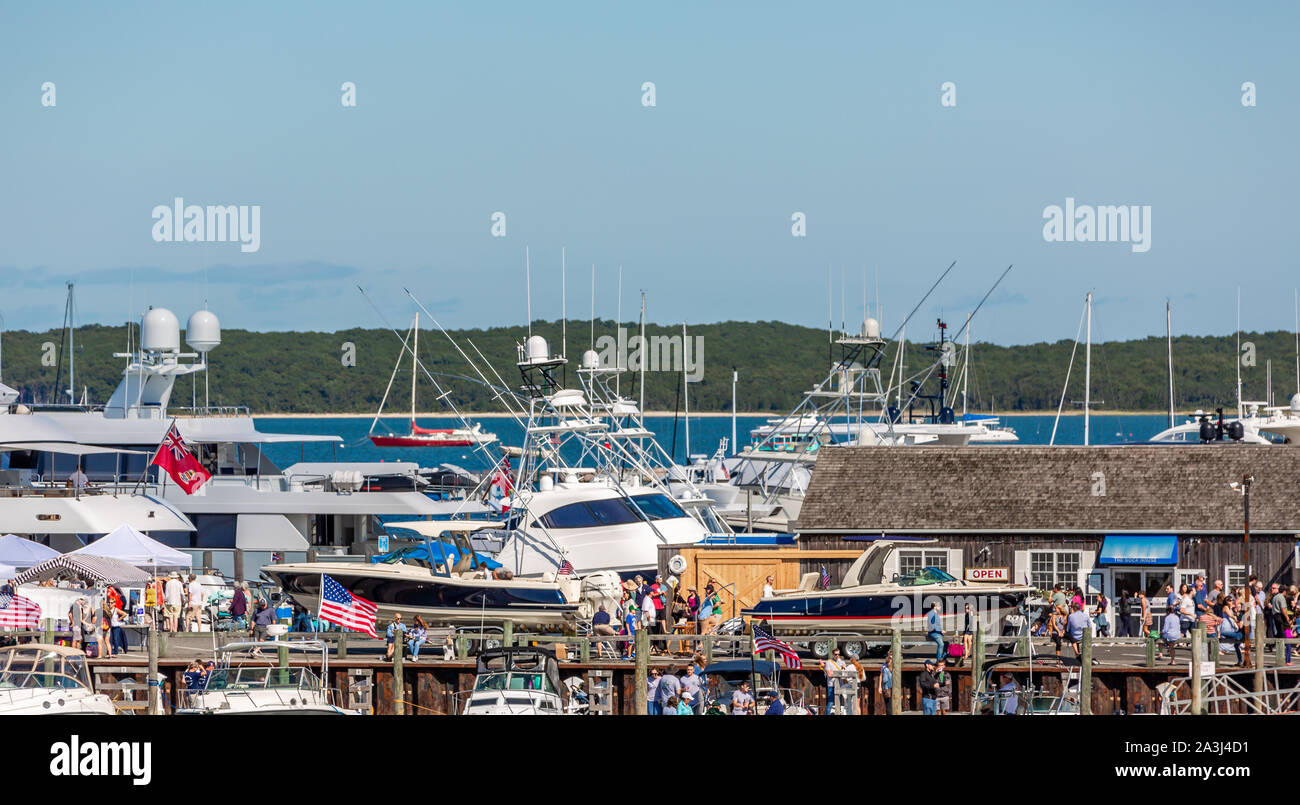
[368,312,499,449]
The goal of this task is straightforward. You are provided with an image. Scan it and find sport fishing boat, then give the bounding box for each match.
[742,538,1031,639]
[456,647,568,715]
[175,640,360,715]
[367,312,498,449]
[0,644,116,715]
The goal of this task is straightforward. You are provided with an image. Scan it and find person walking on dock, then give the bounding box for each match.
[163,572,184,632]
[926,601,945,661]
[823,648,843,715]
[1137,590,1152,637]
[230,583,248,632]
[918,658,939,715]
[877,652,893,714]
[1047,603,1066,660]
[657,664,681,712]
[646,667,662,715]
[681,663,702,714]
[1066,601,1090,660]
[1272,585,1294,665]
[1093,592,1111,638]
[935,658,952,715]
[185,574,204,633]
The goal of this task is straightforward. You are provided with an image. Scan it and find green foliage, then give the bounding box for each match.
[1,321,1291,414]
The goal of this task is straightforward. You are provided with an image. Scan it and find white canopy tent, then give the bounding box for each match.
[0,534,61,569]
[68,523,192,570]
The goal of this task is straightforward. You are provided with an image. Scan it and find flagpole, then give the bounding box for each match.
[134,417,178,496]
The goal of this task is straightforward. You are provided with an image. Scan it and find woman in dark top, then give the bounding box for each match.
[959,603,974,665]
[1116,591,1132,637]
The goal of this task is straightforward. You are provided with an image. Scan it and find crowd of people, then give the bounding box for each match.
[592,574,728,659]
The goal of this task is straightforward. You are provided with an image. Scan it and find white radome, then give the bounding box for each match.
[186,310,222,353]
[141,307,180,353]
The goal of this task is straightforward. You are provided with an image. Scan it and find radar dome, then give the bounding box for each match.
[186,310,221,353]
[862,318,881,339]
[1291,393,1300,414]
[581,349,600,369]
[525,335,549,363]
[141,307,180,353]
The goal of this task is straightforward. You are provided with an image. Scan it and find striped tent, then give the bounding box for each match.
[14,555,150,587]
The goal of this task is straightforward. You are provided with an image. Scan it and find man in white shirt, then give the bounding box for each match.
[68,465,89,489]
[163,573,184,632]
[185,574,205,632]
[762,576,775,599]
[641,592,657,631]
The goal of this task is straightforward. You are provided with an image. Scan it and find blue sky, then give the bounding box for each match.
[1,2,1297,344]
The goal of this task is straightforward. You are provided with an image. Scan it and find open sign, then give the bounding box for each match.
[965,568,1009,583]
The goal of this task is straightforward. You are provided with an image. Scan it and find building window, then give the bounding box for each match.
[1177,569,1205,592]
[1224,565,1248,594]
[898,550,950,578]
[1029,551,1081,591]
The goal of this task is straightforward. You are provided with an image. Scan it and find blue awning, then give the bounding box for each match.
[1098,535,1178,566]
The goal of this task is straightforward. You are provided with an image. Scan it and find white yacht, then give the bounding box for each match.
[0,644,116,715]
[476,335,711,578]
[1,308,476,575]
[175,640,361,715]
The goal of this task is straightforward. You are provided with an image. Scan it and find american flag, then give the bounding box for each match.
[0,592,41,628]
[557,559,575,576]
[318,575,378,638]
[753,622,801,669]
[820,565,831,589]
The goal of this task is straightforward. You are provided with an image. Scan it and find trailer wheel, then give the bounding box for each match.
[811,639,830,659]
[842,640,863,659]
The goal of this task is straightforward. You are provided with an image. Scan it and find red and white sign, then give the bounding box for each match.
[965,567,1010,583]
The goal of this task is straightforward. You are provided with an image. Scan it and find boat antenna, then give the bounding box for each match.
[683,321,691,460]
[590,263,596,351]
[1084,291,1092,446]
[639,290,647,414]
[1236,287,1242,416]
[840,265,845,336]
[827,265,833,365]
[616,265,623,397]
[526,246,532,339]
[1294,288,1298,397]
[1167,300,1175,429]
[561,246,567,360]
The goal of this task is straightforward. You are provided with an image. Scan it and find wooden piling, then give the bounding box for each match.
[1080,626,1093,715]
[1191,624,1204,715]
[971,621,985,705]
[1254,613,1265,693]
[147,627,159,715]
[634,628,648,715]
[392,639,405,715]
[889,628,902,715]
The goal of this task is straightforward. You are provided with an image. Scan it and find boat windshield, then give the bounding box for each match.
[897,566,958,586]
[0,647,92,690]
[472,671,556,694]
[205,666,320,691]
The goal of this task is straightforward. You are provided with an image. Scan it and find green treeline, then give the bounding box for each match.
[1,320,1295,414]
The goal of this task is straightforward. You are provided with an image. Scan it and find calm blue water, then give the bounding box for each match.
[254,413,1172,473]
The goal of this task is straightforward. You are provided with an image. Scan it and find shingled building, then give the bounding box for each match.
[796,445,1300,604]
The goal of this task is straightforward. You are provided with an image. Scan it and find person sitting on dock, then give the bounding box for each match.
[925,601,945,661]
[406,616,428,661]
[385,613,407,660]
[591,605,617,657]
[1066,601,1091,659]
[1160,608,1182,666]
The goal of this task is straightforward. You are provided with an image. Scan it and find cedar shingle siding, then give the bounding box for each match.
[797,445,1300,534]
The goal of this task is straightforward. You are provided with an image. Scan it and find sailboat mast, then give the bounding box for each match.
[68,282,75,404]
[962,323,970,418]
[1167,300,1175,428]
[411,312,419,425]
[1084,292,1092,447]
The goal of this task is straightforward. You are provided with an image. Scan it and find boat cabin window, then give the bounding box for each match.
[538,494,688,530]
[0,648,92,690]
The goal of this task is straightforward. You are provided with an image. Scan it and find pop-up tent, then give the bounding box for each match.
[0,534,61,570]
[68,524,192,570]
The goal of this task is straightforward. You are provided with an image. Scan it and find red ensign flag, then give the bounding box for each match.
[152,423,211,494]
